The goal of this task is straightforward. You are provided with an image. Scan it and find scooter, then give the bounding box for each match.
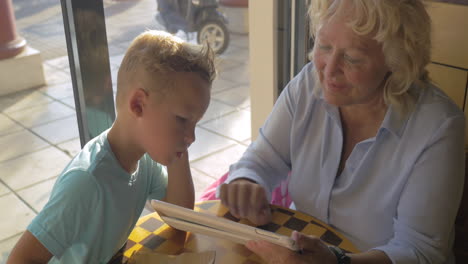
[155,0,230,54]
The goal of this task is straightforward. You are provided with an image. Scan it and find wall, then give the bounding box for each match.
[426,2,468,146]
[426,2,468,261]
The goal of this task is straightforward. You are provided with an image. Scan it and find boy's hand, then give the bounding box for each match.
[219,179,271,225]
[167,150,189,167]
[165,151,194,210]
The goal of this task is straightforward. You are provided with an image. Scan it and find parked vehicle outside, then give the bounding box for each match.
[156,0,230,54]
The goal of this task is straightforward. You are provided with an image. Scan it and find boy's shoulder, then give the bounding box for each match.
[61,130,115,178]
[61,131,164,183]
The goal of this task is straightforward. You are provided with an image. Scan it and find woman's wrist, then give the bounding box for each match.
[328,246,351,264]
[231,177,257,184]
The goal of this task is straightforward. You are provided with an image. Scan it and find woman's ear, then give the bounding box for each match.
[129,88,149,118]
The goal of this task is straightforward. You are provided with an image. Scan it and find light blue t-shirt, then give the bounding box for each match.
[226,62,465,263]
[28,130,167,263]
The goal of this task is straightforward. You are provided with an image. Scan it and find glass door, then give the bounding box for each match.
[61,0,115,146]
[250,0,311,139]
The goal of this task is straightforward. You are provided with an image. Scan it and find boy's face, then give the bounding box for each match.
[136,72,211,165]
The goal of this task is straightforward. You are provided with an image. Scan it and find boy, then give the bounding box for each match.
[7,30,216,263]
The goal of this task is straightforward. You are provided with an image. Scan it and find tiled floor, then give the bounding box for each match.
[0,0,250,262]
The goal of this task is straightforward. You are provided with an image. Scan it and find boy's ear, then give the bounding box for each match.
[129,88,149,118]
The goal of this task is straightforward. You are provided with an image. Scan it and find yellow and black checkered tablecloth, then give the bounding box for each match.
[111,200,359,264]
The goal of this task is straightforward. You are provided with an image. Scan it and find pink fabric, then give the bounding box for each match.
[199,172,292,208]
[270,174,293,208]
[199,173,228,201]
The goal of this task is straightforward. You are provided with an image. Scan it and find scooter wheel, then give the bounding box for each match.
[197,20,230,55]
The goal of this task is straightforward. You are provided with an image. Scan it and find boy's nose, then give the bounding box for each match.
[184,128,196,147]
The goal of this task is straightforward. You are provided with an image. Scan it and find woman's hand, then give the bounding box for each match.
[246,231,337,264]
[219,179,271,225]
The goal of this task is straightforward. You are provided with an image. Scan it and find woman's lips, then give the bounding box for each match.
[326,81,348,93]
[176,152,183,158]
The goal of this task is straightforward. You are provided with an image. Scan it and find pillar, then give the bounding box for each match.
[0,0,26,60]
[0,0,45,96]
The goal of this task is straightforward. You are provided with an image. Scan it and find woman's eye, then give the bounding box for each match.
[344,54,362,64]
[318,44,331,51]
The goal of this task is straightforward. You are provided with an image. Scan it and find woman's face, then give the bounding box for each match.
[313,9,390,108]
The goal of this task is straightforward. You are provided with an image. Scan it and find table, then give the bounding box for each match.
[112,200,359,264]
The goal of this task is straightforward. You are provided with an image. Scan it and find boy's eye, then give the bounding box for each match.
[176,116,187,123]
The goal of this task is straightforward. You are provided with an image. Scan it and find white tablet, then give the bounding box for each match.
[151,200,299,251]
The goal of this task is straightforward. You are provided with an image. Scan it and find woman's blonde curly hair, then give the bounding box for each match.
[308,0,432,116]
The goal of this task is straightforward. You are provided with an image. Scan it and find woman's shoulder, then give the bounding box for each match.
[292,62,316,89]
[402,82,465,140]
[284,62,322,104]
[416,82,465,119]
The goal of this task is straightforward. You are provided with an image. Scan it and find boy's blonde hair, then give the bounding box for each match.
[116,30,216,108]
[308,0,431,116]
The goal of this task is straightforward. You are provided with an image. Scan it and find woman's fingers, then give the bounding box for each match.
[228,182,241,218]
[220,180,248,218]
[237,180,271,225]
[237,183,249,218]
[292,231,321,252]
[248,185,271,225]
[219,183,230,207]
[219,179,271,225]
[292,231,336,263]
[246,240,295,264]
[252,205,272,226]
[244,232,337,264]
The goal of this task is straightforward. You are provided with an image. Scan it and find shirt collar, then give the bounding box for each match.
[318,93,408,139]
[319,93,342,129]
[379,104,408,138]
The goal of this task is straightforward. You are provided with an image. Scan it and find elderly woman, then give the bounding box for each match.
[219,0,465,263]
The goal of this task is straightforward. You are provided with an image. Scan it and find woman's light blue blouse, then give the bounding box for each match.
[226,63,465,263]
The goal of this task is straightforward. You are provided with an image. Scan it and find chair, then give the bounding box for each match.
[454,154,468,262]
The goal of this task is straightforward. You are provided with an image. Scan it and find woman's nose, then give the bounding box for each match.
[323,53,342,79]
